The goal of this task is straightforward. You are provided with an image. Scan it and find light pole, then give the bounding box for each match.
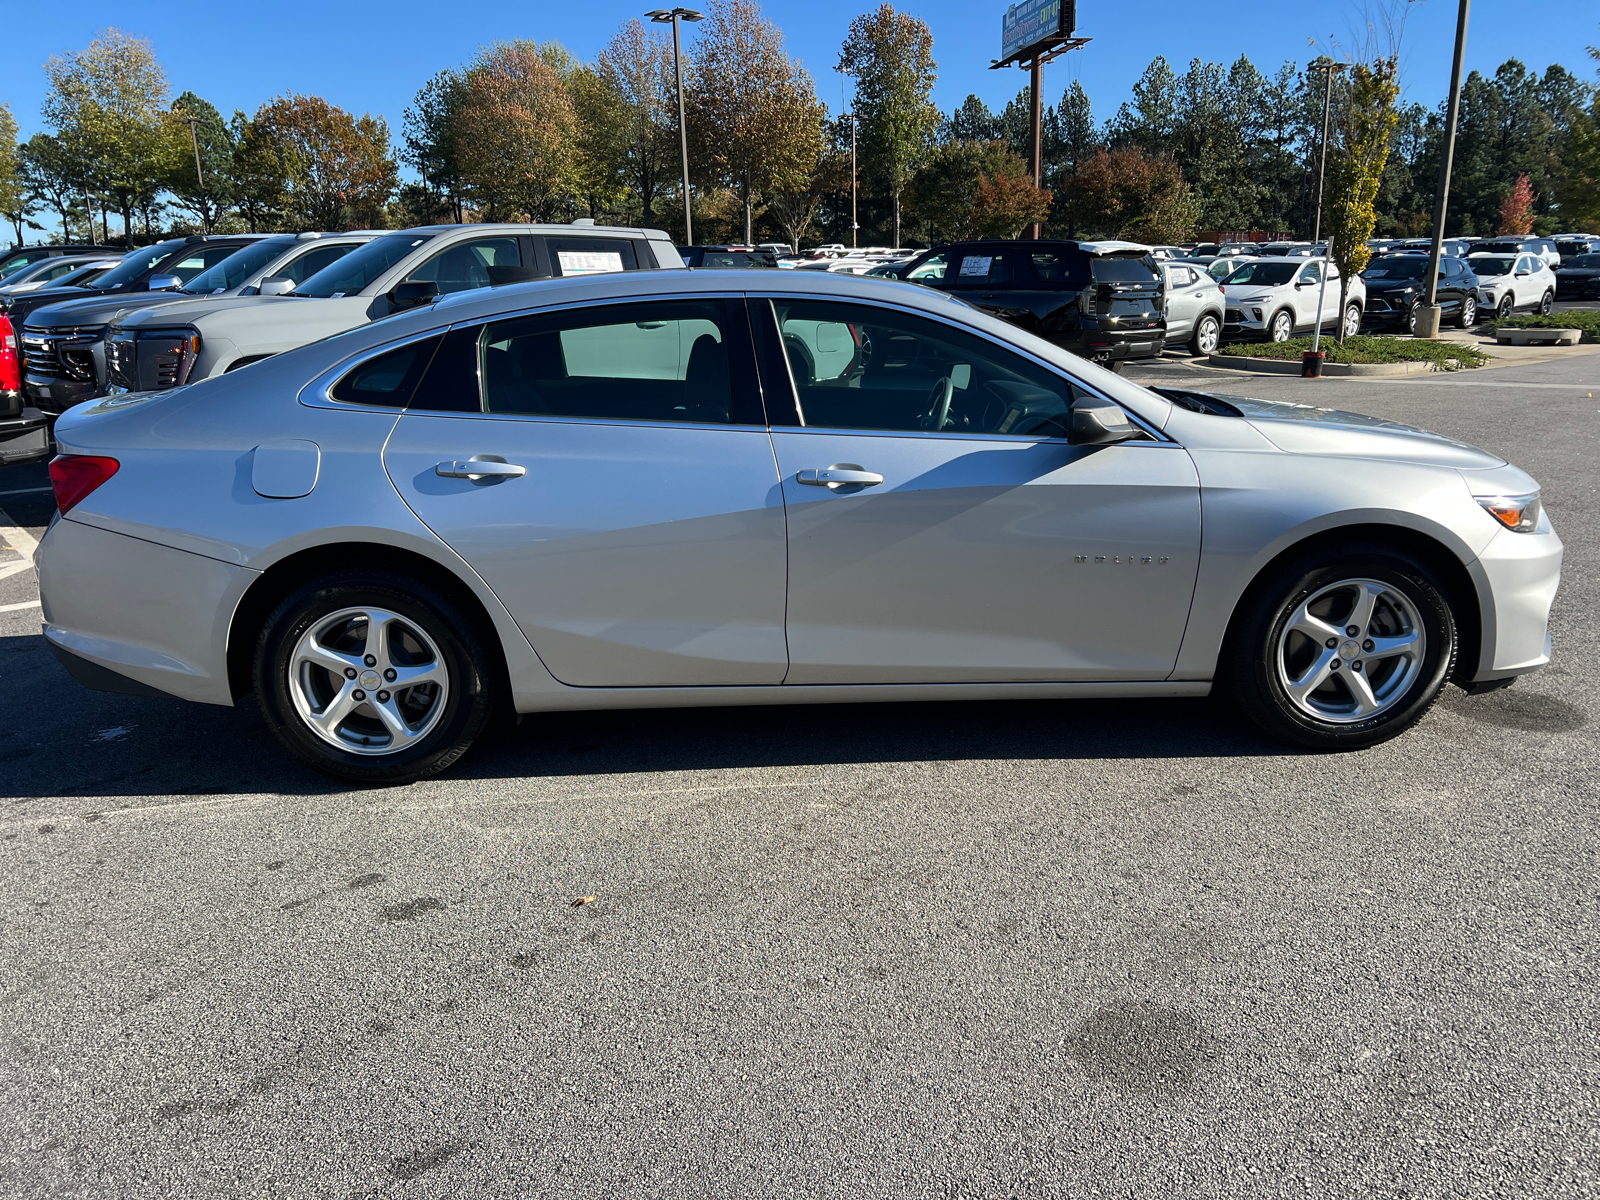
[646,8,703,246]
[1417,0,1471,339]
[1307,58,1347,359]
[180,113,207,233]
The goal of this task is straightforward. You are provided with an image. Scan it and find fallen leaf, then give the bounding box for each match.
[573,895,596,907]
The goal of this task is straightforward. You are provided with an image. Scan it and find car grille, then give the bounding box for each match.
[21,325,106,383]
[1366,297,1393,312]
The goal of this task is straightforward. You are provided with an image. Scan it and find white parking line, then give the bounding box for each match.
[0,599,41,613]
[0,506,39,584]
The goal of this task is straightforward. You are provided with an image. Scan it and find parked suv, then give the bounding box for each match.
[1468,252,1556,319]
[1160,260,1226,354]
[1468,237,1560,269]
[678,246,778,269]
[19,234,343,413]
[1220,257,1365,341]
[897,239,1166,370]
[105,222,685,395]
[1361,254,1480,331]
[1555,252,1600,301]
[0,253,121,300]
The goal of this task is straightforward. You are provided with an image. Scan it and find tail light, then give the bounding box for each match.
[0,314,18,393]
[49,454,120,514]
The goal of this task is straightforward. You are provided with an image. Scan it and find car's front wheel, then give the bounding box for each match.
[254,569,499,784]
[1189,314,1220,356]
[1225,543,1457,750]
[1498,295,1514,320]
[1458,295,1477,328]
[1268,310,1294,342]
[1342,303,1362,337]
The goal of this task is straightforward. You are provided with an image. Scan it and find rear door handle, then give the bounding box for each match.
[797,467,883,487]
[435,456,526,480]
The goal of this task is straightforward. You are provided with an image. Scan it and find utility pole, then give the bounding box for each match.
[851,112,858,249]
[647,8,703,246]
[1417,0,1470,339]
[181,114,207,233]
[1307,57,1347,360]
[1028,55,1043,239]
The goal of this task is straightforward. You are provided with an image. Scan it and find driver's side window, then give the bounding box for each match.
[406,237,521,295]
[771,299,1085,438]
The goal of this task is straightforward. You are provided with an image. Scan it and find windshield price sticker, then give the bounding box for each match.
[558,251,626,276]
[959,256,994,278]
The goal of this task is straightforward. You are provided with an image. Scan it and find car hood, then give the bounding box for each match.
[1220,395,1506,468]
[20,291,195,329]
[1557,267,1600,275]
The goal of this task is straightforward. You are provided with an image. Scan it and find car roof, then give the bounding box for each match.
[396,221,675,241]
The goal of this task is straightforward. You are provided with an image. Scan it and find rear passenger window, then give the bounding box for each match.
[407,237,520,295]
[478,299,759,425]
[330,337,441,407]
[544,238,638,277]
[950,251,1013,286]
[282,243,357,284]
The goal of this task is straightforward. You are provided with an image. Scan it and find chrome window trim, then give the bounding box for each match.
[752,292,1175,445]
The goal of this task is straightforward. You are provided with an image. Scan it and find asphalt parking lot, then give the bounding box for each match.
[2,349,1597,1198]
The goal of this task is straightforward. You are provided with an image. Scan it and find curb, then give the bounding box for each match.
[1205,354,1458,377]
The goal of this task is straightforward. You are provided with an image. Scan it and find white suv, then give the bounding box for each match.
[1220,257,1365,342]
[1468,252,1556,320]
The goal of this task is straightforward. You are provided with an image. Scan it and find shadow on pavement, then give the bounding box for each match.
[0,628,1294,805]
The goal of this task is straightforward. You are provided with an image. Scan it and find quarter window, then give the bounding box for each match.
[771,299,1086,438]
[330,337,441,407]
[476,299,755,425]
[905,252,949,282]
[950,251,1013,286]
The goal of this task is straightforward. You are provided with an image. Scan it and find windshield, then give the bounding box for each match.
[1363,257,1429,280]
[1223,261,1300,286]
[295,233,434,298]
[94,240,187,289]
[1471,257,1515,276]
[182,237,293,294]
[1567,254,1600,269]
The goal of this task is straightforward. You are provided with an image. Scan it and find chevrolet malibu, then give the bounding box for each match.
[36,271,1561,784]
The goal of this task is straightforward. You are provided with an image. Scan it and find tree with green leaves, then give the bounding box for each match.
[230,112,286,232]
[944,95,998,144]
[20,134,90,242]
[41,28,171,245]
[1326,57,1400,341]
[838,3,939,248]
[162,92,234,233]
[1057,146,1198,242]
[688,0,824,245]
[402,70,467,225]
[454,41,579,222]
[591,20,677,229]
[0,104,36,247]
[908,140,1046,240]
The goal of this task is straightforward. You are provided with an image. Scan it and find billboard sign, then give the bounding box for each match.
[1001,0,1074,62]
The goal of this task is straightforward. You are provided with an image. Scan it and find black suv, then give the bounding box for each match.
[896,240,1166,369]
[678,246,778,269]
[1361,254,1482,331]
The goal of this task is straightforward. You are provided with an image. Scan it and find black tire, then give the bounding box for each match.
[1405,304,1419,335]
[1224,542,1457,750]
[253,569,499,785]
[1457,295,1477,328]
[1538,290,1554,315]
[1268,310,1294,342]
[1188,313,1221,357]
[1498,295,1513,320]
[1343,303,1362,338]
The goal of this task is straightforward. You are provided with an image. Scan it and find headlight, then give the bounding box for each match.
[1476,492,1542,533]
[137,328,202,389]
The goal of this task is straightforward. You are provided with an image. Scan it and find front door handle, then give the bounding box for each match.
[797,466,884,488]
[435,455,526,480]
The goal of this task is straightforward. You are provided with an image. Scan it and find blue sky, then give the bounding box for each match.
[6,0,1597,149]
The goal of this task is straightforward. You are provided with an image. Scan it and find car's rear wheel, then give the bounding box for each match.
[1188,314,1220,356]
[1268,310,1294,342]
[1225,543,1456,750]
[1538,290,1554,315]
[1458,295,1477,328]
[254,570,498,785]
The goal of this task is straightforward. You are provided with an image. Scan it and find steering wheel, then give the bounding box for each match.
[922,375,954,431]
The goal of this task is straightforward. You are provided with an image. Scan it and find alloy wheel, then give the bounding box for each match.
[1539,291,1553,315]
[1343,304,1361,337]
[1460,297,1476,327]
[1275,578,1426,724]
[1270,312,1293,342]
[1498,296,1513,320]
[287,606,450,755]
[1193,316,1219,355]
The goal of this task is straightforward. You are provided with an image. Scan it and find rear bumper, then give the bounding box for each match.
[0,407,50,467]
[37,515,249,706]
[1050,329,1165,362]
[24,374,97,416]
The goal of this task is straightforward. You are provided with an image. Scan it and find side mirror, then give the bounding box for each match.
[147,273,182,291]
[389,279,440,309]
[1069,394,1142,446]
[258,276,295,296]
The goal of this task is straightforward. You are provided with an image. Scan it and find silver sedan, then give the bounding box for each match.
[35,270,1561,784]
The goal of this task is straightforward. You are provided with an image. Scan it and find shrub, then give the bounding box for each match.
[1218,334,1490,368]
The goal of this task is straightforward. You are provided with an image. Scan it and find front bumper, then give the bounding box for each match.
[1470,521,1563,682]
[24,373,98,416]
